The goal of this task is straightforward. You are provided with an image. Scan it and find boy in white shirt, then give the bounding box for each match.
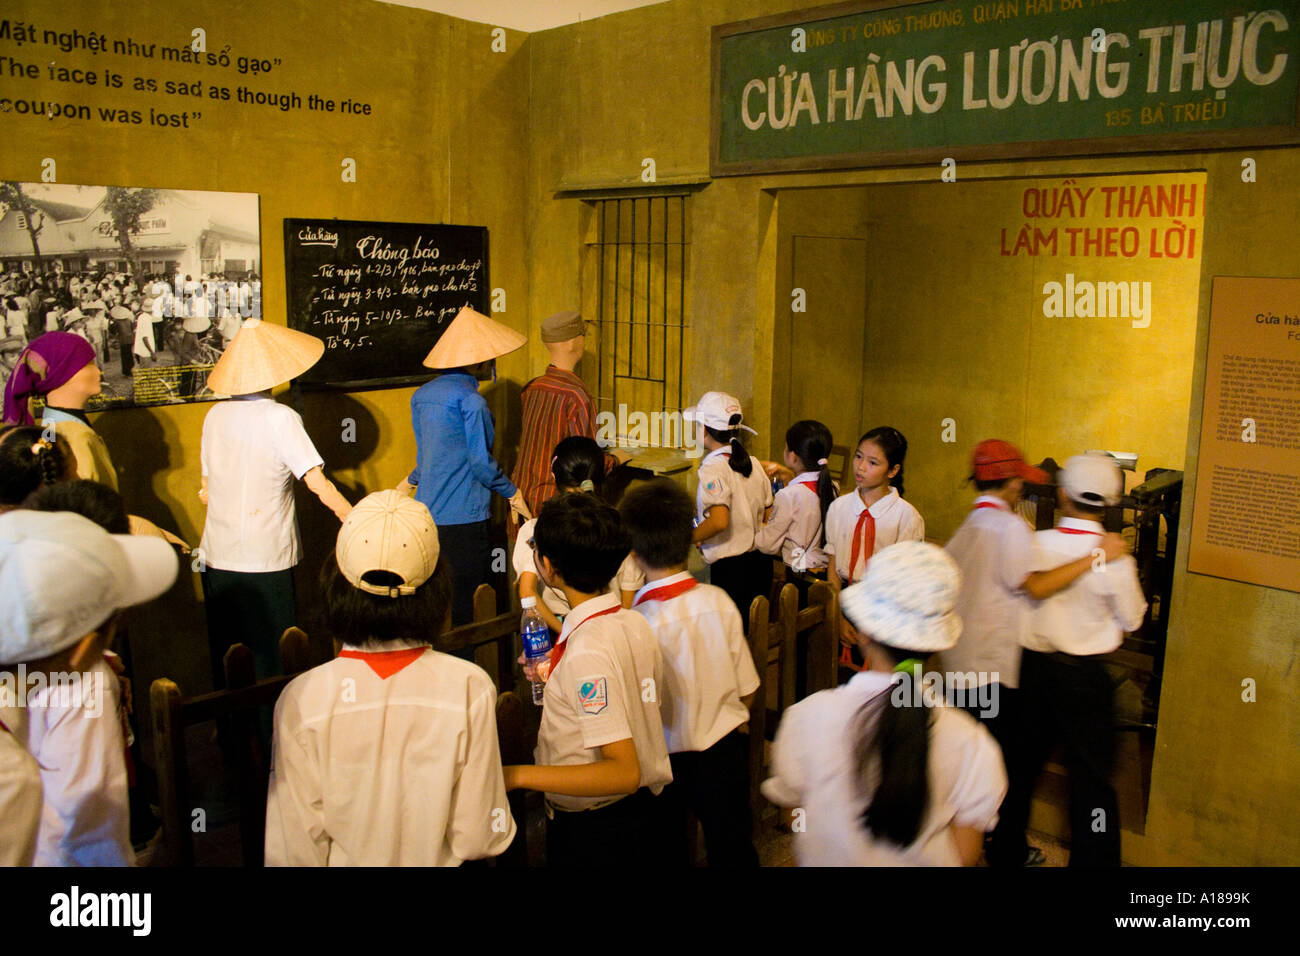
[622,479,761,867]
[0,510,178,866]
[504,492,673,867]
[997,454,1147,868]
[940,440,1129,868]
[265,490,515,866]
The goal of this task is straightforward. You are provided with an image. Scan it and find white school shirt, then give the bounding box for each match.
[696,447,774,563]
[824,487,926,584]
[534,592,673,811]
[0,705,42,867]
[937,496,1035,689]
[762,670,1007,867]
[512,516,644,620]
[754,471,835,568]
[1024,517,1148,656]
[199,395,325,573]
[265,641,515,866]
[632,573,760,753]
[23,657,133,867]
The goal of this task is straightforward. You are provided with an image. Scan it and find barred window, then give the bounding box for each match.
[582,194,688,448]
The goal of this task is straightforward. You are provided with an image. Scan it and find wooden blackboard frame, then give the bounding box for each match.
[283,218,489,392]
[710,0,1300,177]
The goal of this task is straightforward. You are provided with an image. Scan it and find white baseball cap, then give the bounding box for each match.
[0,510,179,665]
[682,391,757,435]
[336,491,441,597]
[1060,453,1124,508]
[839,541,963,653]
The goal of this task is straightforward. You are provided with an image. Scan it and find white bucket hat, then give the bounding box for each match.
[0,510,179,665]
[336,491,441,597]
[839,541,963,653]
[682,391,757,435]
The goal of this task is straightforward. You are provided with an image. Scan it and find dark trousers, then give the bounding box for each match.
[990,650,1121,867]
[546,788,671,868]
[707,550,772,634]
[959,682,1017,860]
[201,567,297,686]
[665,730,758,867]
[958,682,1016,755]
[439,519,493,627]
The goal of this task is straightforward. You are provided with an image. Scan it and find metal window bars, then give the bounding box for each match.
[584,194,688,447]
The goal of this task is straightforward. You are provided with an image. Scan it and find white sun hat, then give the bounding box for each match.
[839,541,963,653]
[0,510,179,665]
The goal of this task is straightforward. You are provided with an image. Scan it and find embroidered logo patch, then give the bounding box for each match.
[578,676,608,715]
[705,479,721,494]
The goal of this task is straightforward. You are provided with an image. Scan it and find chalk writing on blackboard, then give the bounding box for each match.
[283,218,489,387]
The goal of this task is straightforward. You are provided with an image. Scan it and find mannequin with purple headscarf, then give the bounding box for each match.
[2,331,116,489]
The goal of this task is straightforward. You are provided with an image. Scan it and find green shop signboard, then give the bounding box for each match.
[711,0,1300,174]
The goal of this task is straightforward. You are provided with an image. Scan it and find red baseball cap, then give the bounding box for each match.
[972,439,1049,484]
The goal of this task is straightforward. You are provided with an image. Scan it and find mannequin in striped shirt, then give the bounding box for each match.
[512,311,596,517]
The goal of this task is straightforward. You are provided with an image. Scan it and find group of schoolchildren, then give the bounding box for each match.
[264,386,1143,868]
[0,359,1146,866]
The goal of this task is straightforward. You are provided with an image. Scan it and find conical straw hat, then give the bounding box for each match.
[207,318,325,394]
[422,306,526,369]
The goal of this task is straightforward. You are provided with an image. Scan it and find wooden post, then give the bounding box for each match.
[279,626,310,675]
[778,584,798,714]
[472,583,503,690]
[495,691,529,866]
[222,644,266,867]
[747,595,769,840]
[149,678,192,867]
[807,581,837,694]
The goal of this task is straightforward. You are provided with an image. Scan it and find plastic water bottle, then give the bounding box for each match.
[521,596,551,705]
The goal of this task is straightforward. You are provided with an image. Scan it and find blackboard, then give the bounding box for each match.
[283,218,489,388]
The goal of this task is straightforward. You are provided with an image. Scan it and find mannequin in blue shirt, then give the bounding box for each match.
[399,307,531,625]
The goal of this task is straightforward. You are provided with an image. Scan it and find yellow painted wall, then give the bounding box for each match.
[3,0,531,690]
[772,173,1205,543]
[6,0,1297,864]
[527,1,1300,864]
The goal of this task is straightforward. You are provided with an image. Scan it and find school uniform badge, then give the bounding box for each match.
[578,676,608,715]
[705,479,721,495]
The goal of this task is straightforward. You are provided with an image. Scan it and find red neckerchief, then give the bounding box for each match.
[548,603,621,671]
[634,576,698,607]
[0,715,9,735]
[974,500,1008,511]
[796,480,819,495]
[338,646,427,679]
[1057,527,1103,536]
[846,504,877,584]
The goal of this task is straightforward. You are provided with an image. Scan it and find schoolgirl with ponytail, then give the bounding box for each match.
[762,541,1007,866]
[512,435,644,634]
[0,425,67,513]
[755,419,837,586]
[685,391,773,628]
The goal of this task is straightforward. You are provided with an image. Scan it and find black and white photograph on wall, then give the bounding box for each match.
[0,181,262,410]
